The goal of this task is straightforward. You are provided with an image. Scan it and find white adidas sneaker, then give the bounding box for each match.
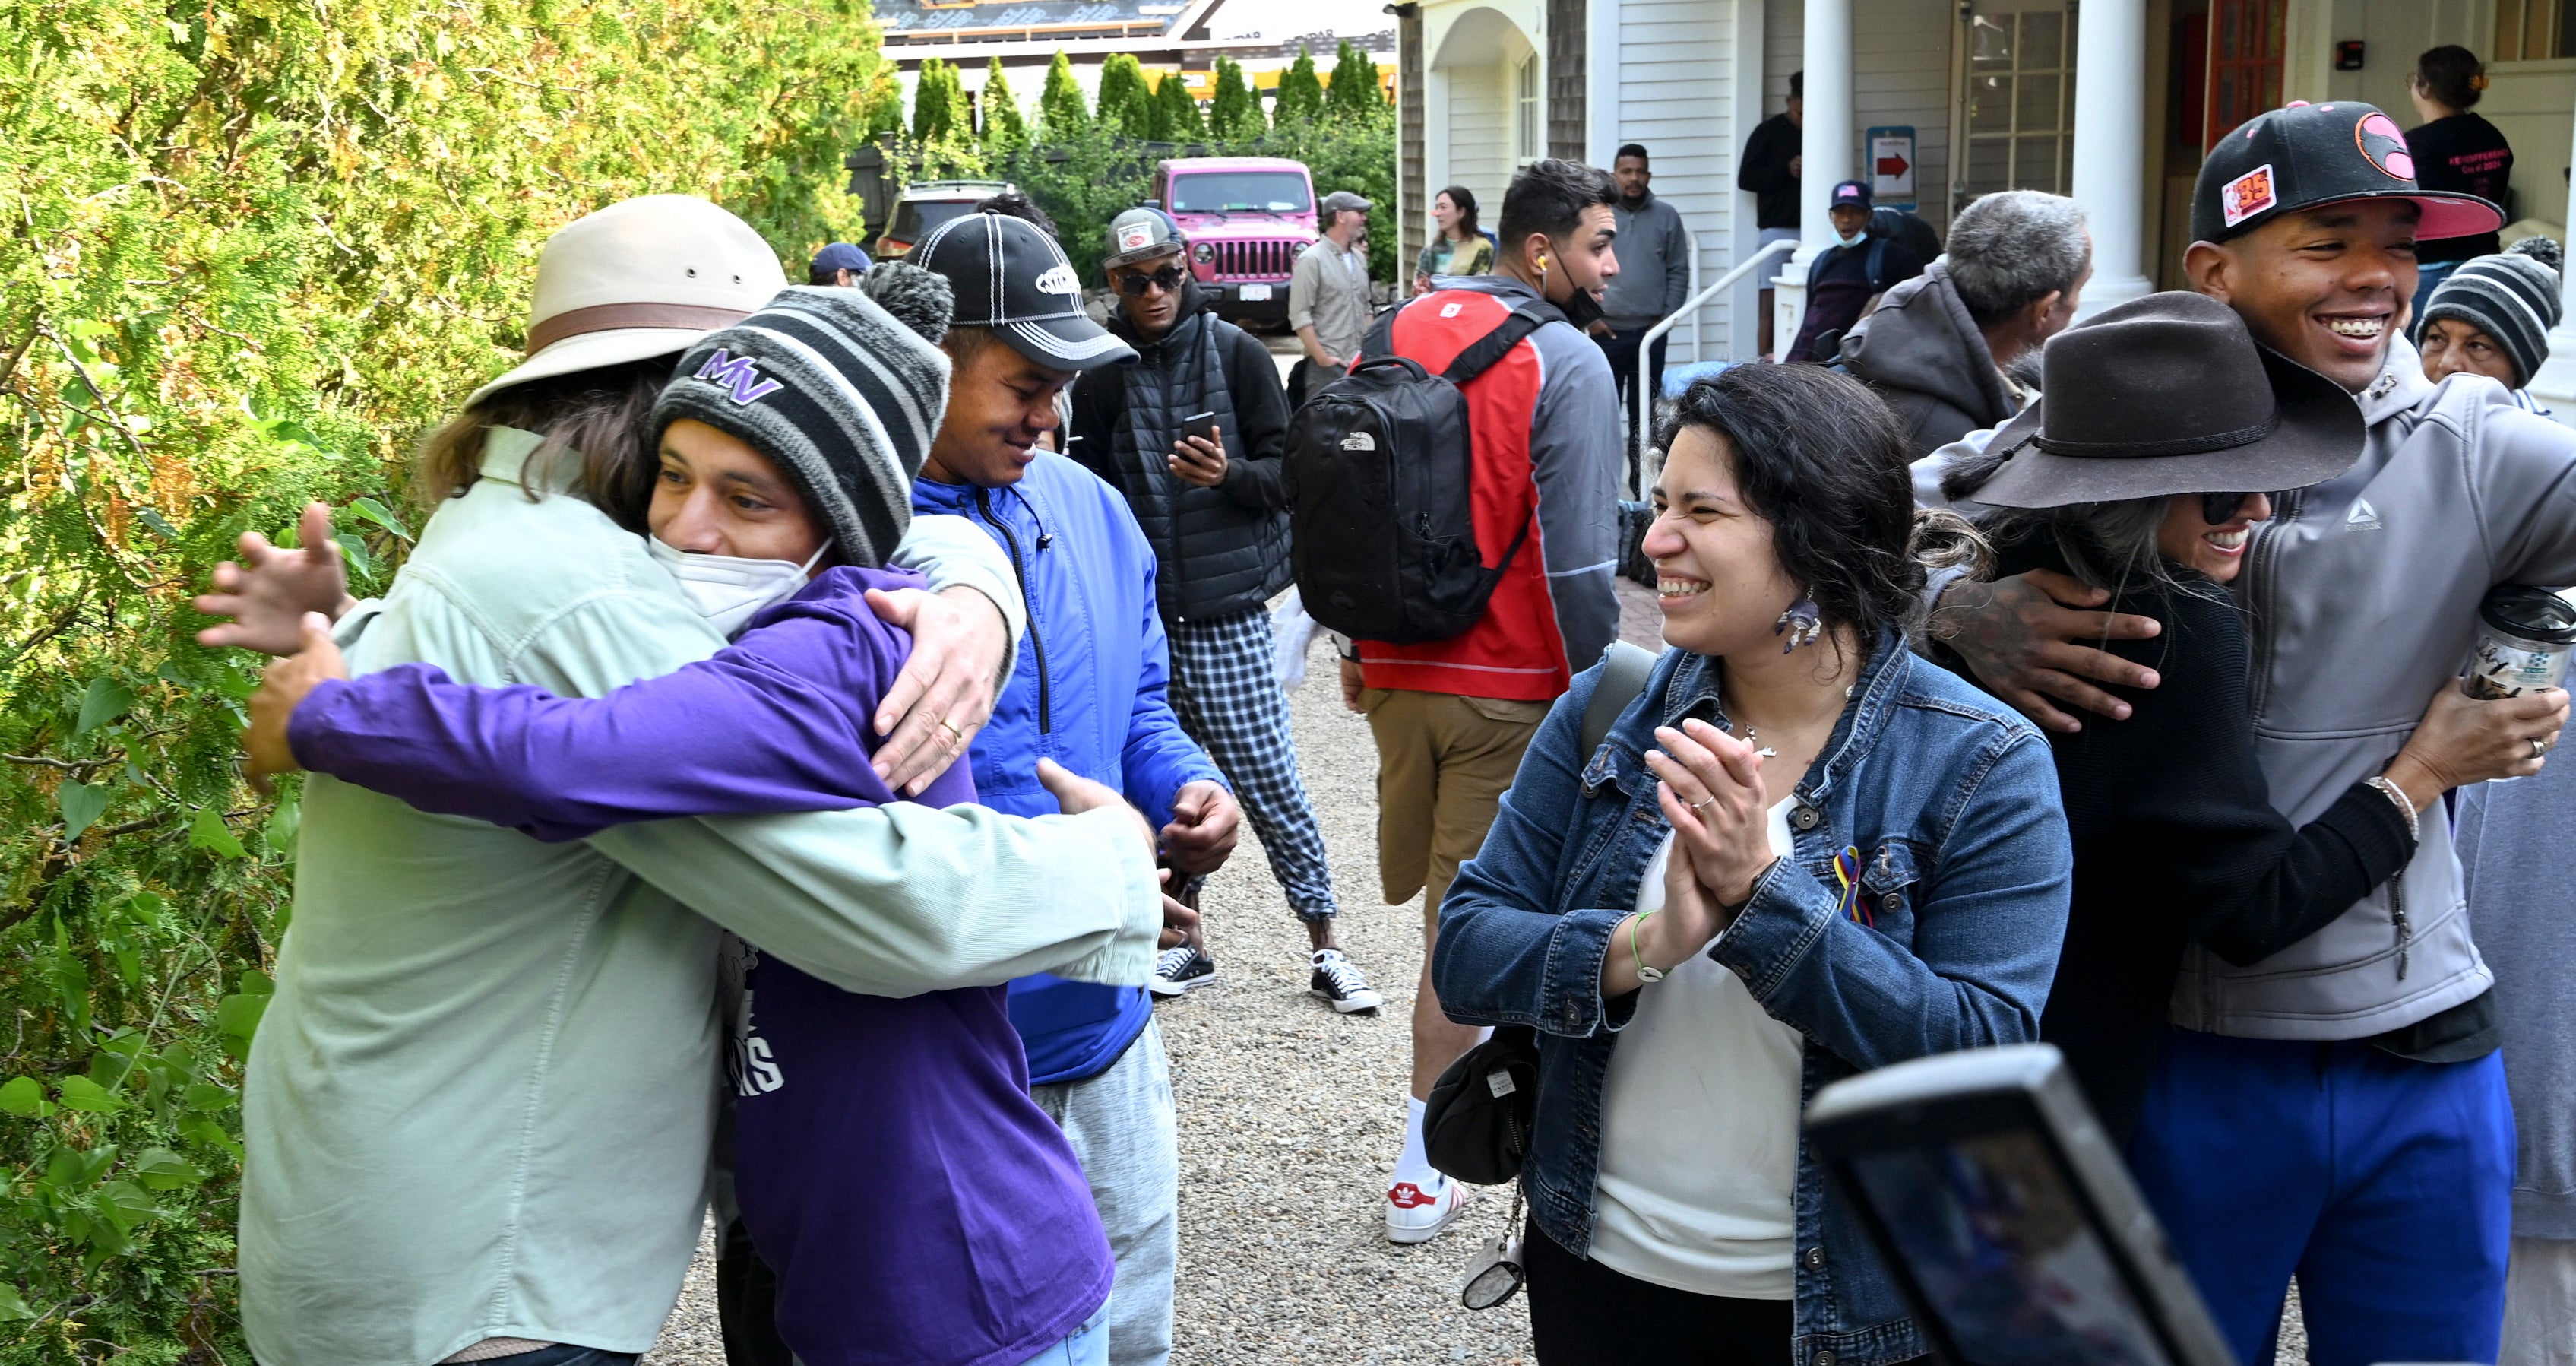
[1385,1175,1470,1245]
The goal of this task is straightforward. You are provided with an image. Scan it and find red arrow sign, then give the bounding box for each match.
[1876,153,1910,179]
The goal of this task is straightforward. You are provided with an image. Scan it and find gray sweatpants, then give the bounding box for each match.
[1030,1019,1177,1366]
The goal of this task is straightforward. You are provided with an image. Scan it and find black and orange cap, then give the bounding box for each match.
[2191,100,2502,245]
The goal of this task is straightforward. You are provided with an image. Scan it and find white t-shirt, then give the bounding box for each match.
[1588,800,1803,1299]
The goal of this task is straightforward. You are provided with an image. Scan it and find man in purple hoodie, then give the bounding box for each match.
[245,273,1159,1366]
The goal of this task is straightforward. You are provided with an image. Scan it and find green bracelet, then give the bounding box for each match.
[1630,909,1666,984]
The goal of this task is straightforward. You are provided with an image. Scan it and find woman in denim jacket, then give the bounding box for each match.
[1432,363,2071,1366]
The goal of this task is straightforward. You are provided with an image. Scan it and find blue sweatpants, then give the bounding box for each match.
[2126,1028,2514,1366]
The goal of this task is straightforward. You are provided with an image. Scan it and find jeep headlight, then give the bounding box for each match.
[1192,242,1215,265]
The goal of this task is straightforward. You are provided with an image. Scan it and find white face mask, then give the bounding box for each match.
[647,536,831,638]
[1836,227,1869,249]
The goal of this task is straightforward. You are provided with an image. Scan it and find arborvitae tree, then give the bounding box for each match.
[979,56,1027,151]
[1208,55,1263,143]
[913,56,968,143]
[1151,71,1205,143]
[1095,54,1154,139]
[1327,40,1383,122]
[1272,46,1325,126]
[1039,49,1090,138]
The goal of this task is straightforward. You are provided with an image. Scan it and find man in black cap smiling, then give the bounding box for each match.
[1925,100,2576,1364]
[908,207,1239,1366]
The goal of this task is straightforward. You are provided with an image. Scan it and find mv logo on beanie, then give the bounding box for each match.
[695,349,785,405]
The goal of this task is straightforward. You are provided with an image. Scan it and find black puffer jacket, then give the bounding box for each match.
[1066,285,1293,622]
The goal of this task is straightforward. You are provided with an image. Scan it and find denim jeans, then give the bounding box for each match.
[476,1346,638,1366]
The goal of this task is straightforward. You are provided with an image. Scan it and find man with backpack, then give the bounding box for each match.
[1783,179,1925,363]
[1295,157,1622,1244]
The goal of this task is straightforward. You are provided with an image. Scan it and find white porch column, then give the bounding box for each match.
[1772,0,1852,352]
[2524,100,2576,426]
[2068,0,2152,317]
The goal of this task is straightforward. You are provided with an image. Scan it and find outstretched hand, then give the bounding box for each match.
[867,585,1008,796]
[195,502,356,656]
[245,613,349,793]
[1929,569,2163,734]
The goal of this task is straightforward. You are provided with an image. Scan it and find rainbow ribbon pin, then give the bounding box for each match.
[1831,845,1870,927]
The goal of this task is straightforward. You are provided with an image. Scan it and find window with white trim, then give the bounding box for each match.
[1514,55,1540,164]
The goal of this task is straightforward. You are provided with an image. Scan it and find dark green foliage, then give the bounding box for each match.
[1208,57,1265,143]
[913,57,972,144]
[0,0,891,1358]
[1040,49,1091,139]
[1150,71,1206,144]
[1328,40,1385,122]
[1094,55,1155,140]
[1273,46,1327,126]
[981,57,1030,154]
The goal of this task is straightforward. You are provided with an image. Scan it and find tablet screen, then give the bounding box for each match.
[1847,1127,2172,1366]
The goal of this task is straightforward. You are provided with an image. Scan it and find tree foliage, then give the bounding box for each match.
[1208,56,1264,143]
[1039,49,1090,140]
[913,56,973,146]
[0,0,886,1357]
[980,57,1029,155]
[1273,46,1327,127]
[1149,71,1206,144]
[1328,40,1384,122]
[1093,54,1154,141]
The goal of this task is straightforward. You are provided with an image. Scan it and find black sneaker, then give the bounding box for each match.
[1150,946,1217,997]
[1309,949,1382,1015]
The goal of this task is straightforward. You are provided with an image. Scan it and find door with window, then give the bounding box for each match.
[1951,1,2078,216]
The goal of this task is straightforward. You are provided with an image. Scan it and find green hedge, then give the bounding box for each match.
[0,0,890,1358]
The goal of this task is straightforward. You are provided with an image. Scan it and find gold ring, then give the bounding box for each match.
[1691,797,1717,812]
[938,718,965,743]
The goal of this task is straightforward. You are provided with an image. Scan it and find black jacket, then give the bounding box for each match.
[1960,540,2416,1142]
[1737,113,1802,231]
[1065,285,1294,622]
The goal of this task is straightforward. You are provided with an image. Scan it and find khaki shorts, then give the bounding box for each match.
[1360,687,1552,920]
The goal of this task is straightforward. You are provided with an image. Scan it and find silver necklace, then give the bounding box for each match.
[1729,723,1779,759]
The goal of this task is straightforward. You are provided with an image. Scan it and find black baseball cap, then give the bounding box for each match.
[1830,179,1872,211]
[912,211,1137,371]
[2192,100,2503,246]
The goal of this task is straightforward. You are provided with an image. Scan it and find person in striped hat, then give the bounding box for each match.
[2417,236,2564,413]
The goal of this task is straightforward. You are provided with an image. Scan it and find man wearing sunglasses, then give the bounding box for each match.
[1066,207,1377,1018]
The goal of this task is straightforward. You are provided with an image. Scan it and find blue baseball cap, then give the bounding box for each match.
[809,242,872,284]
[1830,180,1872,211]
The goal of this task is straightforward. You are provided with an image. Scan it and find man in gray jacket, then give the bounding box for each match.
[1599,144,1688,493]
[1926,103,2572,1364]
[1840,189,2088,458]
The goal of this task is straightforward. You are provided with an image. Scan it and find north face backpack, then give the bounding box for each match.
[1283,300,1558,643]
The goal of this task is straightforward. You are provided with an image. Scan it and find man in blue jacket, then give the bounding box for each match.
[913,206,1239,1366]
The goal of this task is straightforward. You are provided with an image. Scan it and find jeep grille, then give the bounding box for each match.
[1211,240,1298,280]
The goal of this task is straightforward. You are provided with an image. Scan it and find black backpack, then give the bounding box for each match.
[1283,299,1559,643]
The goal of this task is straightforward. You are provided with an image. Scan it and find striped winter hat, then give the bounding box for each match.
[652,263,954,567]
[2416,245,2562,388]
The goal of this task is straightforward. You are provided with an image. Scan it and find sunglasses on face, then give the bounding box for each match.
[1116,265,1188,296]
[2201,492,2255,525]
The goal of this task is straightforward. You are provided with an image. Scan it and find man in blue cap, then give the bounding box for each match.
[809,242,870,287]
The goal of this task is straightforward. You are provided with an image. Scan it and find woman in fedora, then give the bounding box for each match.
[1935,291,2559,1146]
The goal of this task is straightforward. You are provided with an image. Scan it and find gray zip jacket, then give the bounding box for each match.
[1921,336,2576,1038]
[1603,193,1691,331]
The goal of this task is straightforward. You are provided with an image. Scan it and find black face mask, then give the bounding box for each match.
[1553,283,1605,331]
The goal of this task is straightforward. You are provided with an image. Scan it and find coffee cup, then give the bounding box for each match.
[2464,585,2576,699]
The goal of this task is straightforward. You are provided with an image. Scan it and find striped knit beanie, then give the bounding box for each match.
[652,262,954,567]
[2416,247,2562,388]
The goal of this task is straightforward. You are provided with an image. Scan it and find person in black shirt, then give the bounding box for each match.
[1930,291,2555,1143]
[1783,180,1923,363]
[2406,45,2514,293]
[1739,70,1802,355]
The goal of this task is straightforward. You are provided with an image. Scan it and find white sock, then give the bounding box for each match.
[1394,1096,1441,1191]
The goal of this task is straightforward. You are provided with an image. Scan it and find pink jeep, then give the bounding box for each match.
[1149,157,1316,328]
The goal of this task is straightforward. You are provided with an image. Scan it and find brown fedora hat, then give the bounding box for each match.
[1969,291,2366,510]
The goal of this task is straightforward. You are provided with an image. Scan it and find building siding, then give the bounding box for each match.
[1764,0,1957,230]
[1401,6,1427,268]
[1448,60,1514,217]
[1547,0,1589,158]
[1616,0,1739,358]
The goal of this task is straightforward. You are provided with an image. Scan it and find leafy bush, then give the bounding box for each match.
[0,0,891,1358]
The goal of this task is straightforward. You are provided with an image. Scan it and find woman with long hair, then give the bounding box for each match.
[1413,184,1495,294]
[1432,360,2071,1366]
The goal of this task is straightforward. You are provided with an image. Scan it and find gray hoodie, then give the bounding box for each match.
[2456,759,2576,1238]
[1840,263,2024,458]
[1923,335,2576,1040]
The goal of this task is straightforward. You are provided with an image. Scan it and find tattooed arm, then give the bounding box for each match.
[1927,569,2164,734]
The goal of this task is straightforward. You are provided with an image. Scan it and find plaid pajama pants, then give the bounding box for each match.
[1163,606,1340,922]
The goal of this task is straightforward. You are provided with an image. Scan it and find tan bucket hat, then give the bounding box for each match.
[464,195,790,408]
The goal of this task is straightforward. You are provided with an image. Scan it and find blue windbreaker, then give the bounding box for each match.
[913,452,1225,1085]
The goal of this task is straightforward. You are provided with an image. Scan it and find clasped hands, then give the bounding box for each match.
[1609,719,1780,990]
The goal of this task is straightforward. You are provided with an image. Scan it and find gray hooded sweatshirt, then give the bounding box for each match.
[1841,262,2025,459]
[1923,335,2576,1041]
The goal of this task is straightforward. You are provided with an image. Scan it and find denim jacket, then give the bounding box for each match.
[1432,631,2071,1366]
